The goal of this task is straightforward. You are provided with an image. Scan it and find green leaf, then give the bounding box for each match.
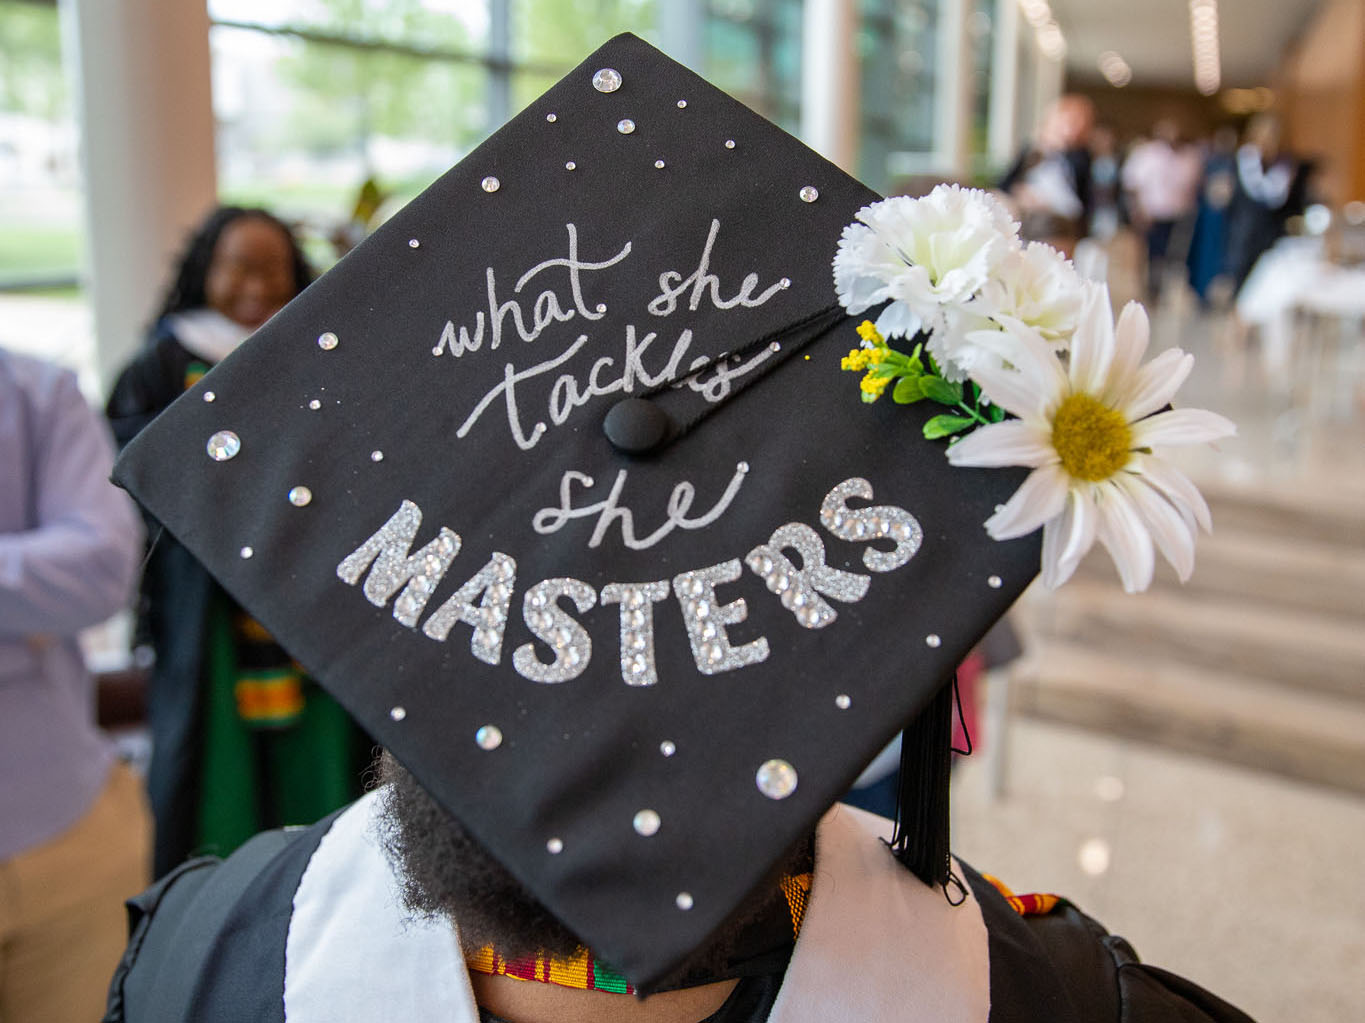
[919,375,963,405]
[892,376,925,404]
[988,403,1006,422]
[922,414,977,439]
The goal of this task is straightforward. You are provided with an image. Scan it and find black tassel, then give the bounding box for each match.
[887,677,955,889]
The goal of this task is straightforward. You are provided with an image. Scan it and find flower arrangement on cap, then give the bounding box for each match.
[834,184,1235,594]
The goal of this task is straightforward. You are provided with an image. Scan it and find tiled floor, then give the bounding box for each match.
[952,715,1365,1022]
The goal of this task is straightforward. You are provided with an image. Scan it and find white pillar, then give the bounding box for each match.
[934,0,972,177]
[800,0,858,173]
[987,0,1020,167]
[1034,46,1065,134]
[60,0,218,392]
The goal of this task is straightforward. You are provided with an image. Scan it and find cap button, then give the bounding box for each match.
[603,397,670,454]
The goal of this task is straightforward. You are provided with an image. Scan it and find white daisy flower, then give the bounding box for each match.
[832,185,1019,340]
[946,286,1235,593]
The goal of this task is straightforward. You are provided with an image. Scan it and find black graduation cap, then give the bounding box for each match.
[114,33,1039,989]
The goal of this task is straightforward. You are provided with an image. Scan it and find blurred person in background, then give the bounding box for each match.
[1187,125,1240,306]
[1,347,149,1022]
[999,93,1095,256]
[1225,114,1302,293]
[107,206,369,878]
[1121,119,1203,303]
[1087,124,1124,243]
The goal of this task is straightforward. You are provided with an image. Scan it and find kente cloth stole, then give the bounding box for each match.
[982,874,1062,916]
[469,872,814,995]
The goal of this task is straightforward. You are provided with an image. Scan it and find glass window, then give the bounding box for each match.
[511,0,659,66]
[0,0,94,388]
[209,2,493,267]
[967,0,993,180]
[208,0,662,267]
[209,0,490,53]
[858,0,937,193]
[704,0,801,133]
[509,0,659,115]
[0,0,82,290]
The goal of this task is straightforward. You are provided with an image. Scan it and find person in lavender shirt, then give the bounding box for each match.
[0,347,150,1022]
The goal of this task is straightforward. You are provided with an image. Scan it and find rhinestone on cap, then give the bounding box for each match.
[408,238,420,248]
[475,725,503,750]
[987,575,1003,589]
[370,450,384,462]
[799,185,820,203]
[592,67,622,92]
[835,694,851,709]
[546,837,564,854]
[308,399,321,410]
[724,139,736,149]
[389,706,406,721]
[617,118,635,134]
[546,112,557,122]
[239,546,253,559]
[206,430,240,461]
[288,486,312,507]
[925,633,941,648]
[756,759,798,800]
[202,391,215,403]
[675,892,694,910]
[654,159,665,169]
[659,740,676,757]
[676,99,687,108]
[565,161,576,170]
[317,331,338,350]
[480,176,501,193]
[633,809,661,836]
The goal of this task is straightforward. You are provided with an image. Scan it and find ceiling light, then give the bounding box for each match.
[1038,21,1066,61]
[1097,50,1132,87]
[1019,0,1053,30]
[1189,0,1220,95]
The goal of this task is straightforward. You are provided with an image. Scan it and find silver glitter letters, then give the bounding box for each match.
[672,560,770,675]
[600,581,670,686]
[745,523,870,629]
[647,220,790,317]
[336,500,462,627]
[819,478,923,572]
[421,553,517,665]
[513,578,597,683]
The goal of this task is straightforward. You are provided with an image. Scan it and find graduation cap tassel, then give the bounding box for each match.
[888,677,955,889]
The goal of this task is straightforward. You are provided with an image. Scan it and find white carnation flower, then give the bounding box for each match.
[933,263,1094,382]
[977,242,1086,344]
[946,286,1235,593]
[927,304,996,382]
[833,185,1019,339]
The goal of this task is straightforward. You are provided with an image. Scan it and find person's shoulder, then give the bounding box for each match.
[103,804,355,1023]
[962,864,1256,1023]
[106,322,201,434]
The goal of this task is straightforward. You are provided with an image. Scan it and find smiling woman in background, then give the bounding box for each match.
[107,206,369,879]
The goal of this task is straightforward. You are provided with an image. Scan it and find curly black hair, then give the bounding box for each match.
[153,205,314,324]
[375,751,812,990]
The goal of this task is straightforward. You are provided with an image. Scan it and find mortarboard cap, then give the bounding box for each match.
[114,34,1039,989]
